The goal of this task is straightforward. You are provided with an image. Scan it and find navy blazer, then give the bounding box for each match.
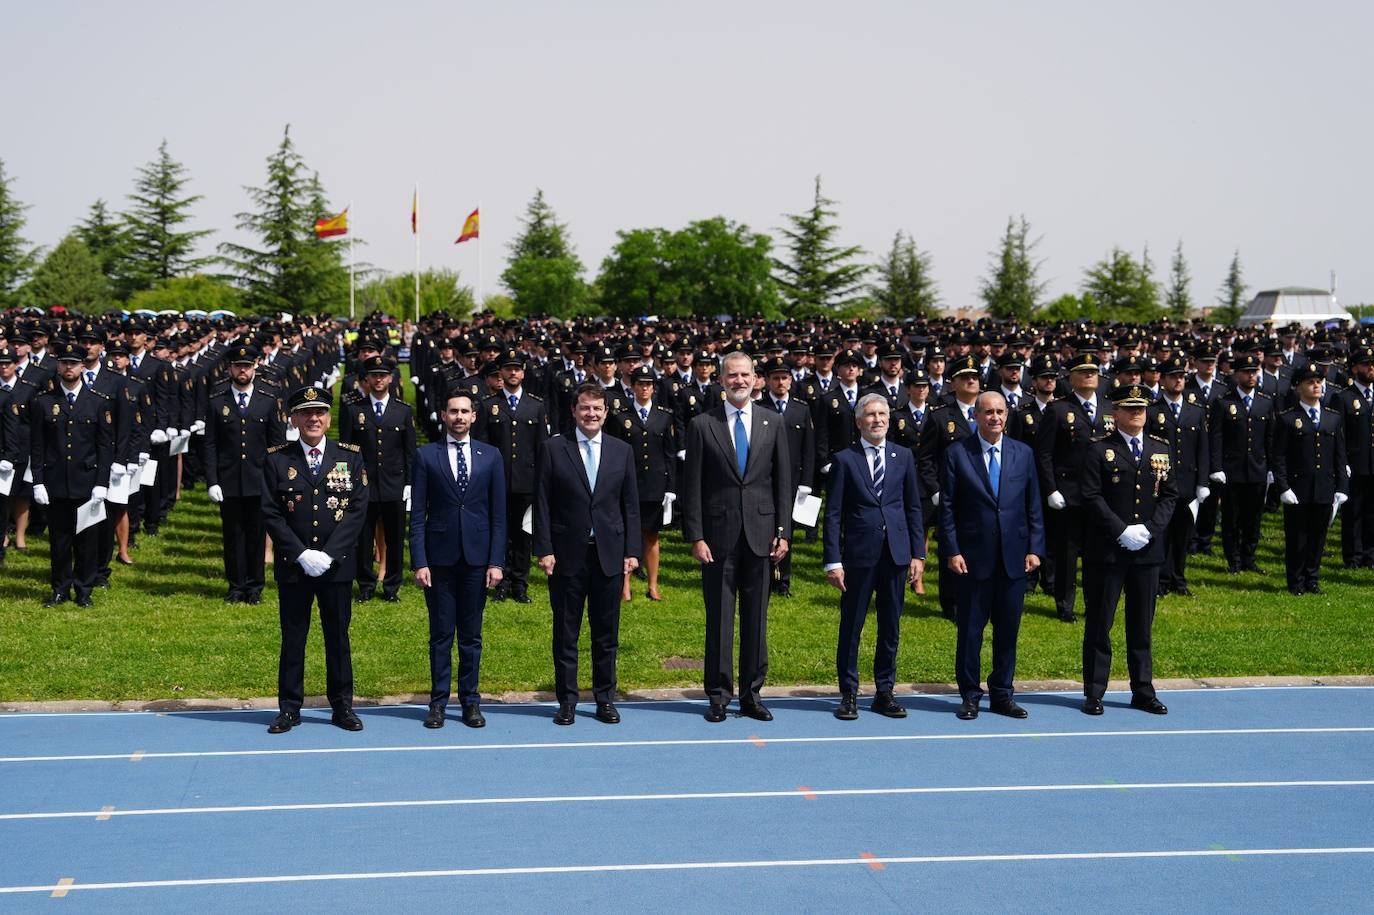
[823,441,924,568]
[532,433,641,577]
[940,434,1045,581]
[408,439,506,569]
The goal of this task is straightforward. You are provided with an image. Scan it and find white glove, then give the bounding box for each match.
[191,420,206,435]
[179,429,190,438]
[165,427,178,440]
[1195,486,1210,503]
[1279,489,1298,506]
[126,463,140,476]
[411,376,421,386]
[297,549,332,577]
[1117,523,1151,551]
[1347,465,1352,478]
[1334,492,1349,510]
[796,486,811,497]
[663,491,677,506]
[676,450,687,460]
[0,459,13,473]
[416,382,425,391]
[1209,471,1226,485]
[1266,471,1275,485]
[109,464,125,481]
[285,426,300,441]
[91,486,107,503]
[1048,491,1066,510]
[821,462,832,474]
[402,485,411,503]
[138,452,150,465]
[208,484,224,503]
[150,429,169,445]
[931,491,940,507]
[429,412,438,422]
[32,483,49,506]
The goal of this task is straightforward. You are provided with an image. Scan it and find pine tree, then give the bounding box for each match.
[870,230,940,318]
[75,199,128,286]
[1214,249,1247,324]
[500,189,587,317]
[1081,247,1161,321]
[21,235,111,312]
[772,176,868,313]
[0,158,40,309]
[979,215,1045,321]
[218,125,349,315]
[118,140,212,297]
[1164,239,1193,320]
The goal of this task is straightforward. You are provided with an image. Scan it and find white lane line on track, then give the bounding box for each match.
[2,726,1372,764]
[2,847,1372,894]
[2,779,1370,822]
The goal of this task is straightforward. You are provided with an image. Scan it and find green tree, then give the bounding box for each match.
[74,198,128,287]
[356,268,475,320]
[1081,246,1161,322]
[1215,249,1247,324]
[1039,292,1098,323]
[117,140,212,298]
[0,158,40,309]
[667,217,779,318]
[126,274,243,315]
[596,228,671,317]
[979,215,1045,321]
[772,176,867,312]
[501,189,588,317]
[20,235,111,312]
[218,125,350,315]
[1165,239,1193,320]
[869,230,940,318]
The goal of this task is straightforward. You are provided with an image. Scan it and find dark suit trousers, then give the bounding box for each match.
[220,496,266,597]
[1283,504,1332,590]
[1221,482,1265,566]
[931,525,959,616]
[1082,561,1159,701]
[955,568,1026,703]
[504,492,533,592]
[1160,500,1195,590]
[276,579,353,715]
[702,532,771,704]
[357,499,404,595]
[1340,475,1374,566]
[47,497,97,599]
[835,555,905,694]
[1048,505,1086,615]
[550,543,622,704]
[426,562,487,708]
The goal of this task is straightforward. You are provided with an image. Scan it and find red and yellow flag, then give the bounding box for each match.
[455,208,480,244]
[314,208,348,238]
[411,189,418,235]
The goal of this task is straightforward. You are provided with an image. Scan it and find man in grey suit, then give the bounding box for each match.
[682,352,792,723]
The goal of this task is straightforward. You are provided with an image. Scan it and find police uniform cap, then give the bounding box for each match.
[287,386,333,413]
[498,348,526,368]
[1232,353,1261,372]
[904,368,930,387]
[1350,346,1374,366]
[363,355,393,375]
[1108,384,1151,408]
[1067,352,1100,372]
[229,345,260,365]
[1030,354,1059,377]
[834,348,864,368]
[1290,365,1324,384]
[1159,355,1188,375]
[949,354,981,378]
[55,341,84,362]
[876,342,904,361]
[629,365,657,385]
[1112,354,1146,374]
[759,356,792,377]
[481,360,502,378]
[0,347,14,364]
[995,352,1025,369]
[106,341,129,358]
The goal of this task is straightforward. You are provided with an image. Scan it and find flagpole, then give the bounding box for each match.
[477,200,484,312]
[413,183,421,324]
[348,200,355,320]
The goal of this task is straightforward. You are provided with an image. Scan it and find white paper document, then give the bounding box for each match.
[106,469,134,505]
[662,499,673,526]
[23,463,33,484]
[1188,498,1200,523]
[0,464,12,497]
[76,496,107,534]
[139,458,159,487]
[792,491,822,528]
[521,505,533,535]
[170,431,191,455]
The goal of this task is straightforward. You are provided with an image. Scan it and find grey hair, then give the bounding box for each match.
[720,350,754,373]
[975,390,1008,411]
[854,392,891,416]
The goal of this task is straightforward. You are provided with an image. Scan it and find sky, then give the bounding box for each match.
[3,1,1371,312]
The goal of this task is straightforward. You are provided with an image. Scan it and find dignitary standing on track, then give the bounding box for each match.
[823,393,924,721]
[260,386,369,734]
[940,391,1044,721]
[1079,385,1178,716]
[411,392,506,730]
[533,382,641,726]
[682,351,792,723]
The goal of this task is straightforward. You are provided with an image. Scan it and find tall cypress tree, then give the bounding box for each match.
[773,176,867,313]
[869,230,940,318]
[118,140,212,297]
[0,158,39,310]
[1164,239,1194,320]
[1214,249,1247,324]
[75,199,128,287]
[979,215,1045,321]
[501,189,587,317]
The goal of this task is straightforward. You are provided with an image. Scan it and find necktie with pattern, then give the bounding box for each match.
[640,406,649,423]
[846,389,854,405]
[1310,406,1319,424]
[967,406,975,422]
[1084,400,1094,421]
[67,390,76,407]
[871,445,884,498]
[453,441,468,491]
[85,370,95,386]
[508,394,518,410]
[375,401,384,419]
[308,447,321,476]
[1171,401,1179,418]
[1243,394,1252,412]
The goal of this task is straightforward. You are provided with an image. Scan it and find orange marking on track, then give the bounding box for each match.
[860,852,885,870]
[749,735,765,748]
[798,785,818,800]
[52,877,74,897]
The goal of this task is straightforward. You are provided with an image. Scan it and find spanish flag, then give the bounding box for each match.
[455,208,479,244]
[314,208,348,239]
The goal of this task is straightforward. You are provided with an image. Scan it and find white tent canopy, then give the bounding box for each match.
[1238,287,1348,328]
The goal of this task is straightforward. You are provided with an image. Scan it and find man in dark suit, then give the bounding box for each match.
[823,393,924,720]
[410,391,507,729]
[682,351,792,723]
[1080,385,1179,716]
[940,390,1045,721]
[259,385,369,734]
[533,382,641,726]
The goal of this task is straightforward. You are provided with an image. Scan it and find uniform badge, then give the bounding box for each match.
[1187,392,1197,403]
[287,466,297,480]
[1066,410,1075,424]
[1105,448,1115,462]
[688,395,696,405]
[624,418,633,429]
[326,496,339,509]
[491,404,500,416]
[9,404,16,416]
[1026,415,1034,425]
[334,510,344,521]
[1229,403,1238,416]
[1355,399,1362,411]
[103,411,112,424]
[833,399,840,409]
[898,418,906,430]
[358,412,367,426]
[1294,417,1303,429]
[1157,413,1166,424]
[362,470,368,487]
[946,420,955,434]
[222,405,230,416]
[1111,476,1120,483]
[52,404,61,416]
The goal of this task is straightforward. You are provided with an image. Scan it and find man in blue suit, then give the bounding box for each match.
[410,391,507,729]
[940,391,1045,720]
[824,393,925,720]
[533,382,641,726]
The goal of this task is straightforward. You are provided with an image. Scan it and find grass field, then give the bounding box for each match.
[1,484,1371,702]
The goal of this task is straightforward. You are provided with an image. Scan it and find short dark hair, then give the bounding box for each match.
[572,382,607,408]
[444,391,476,412]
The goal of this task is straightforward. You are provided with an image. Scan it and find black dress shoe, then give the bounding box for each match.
[461,703,486,728]
[1175,585,1194,597]
[1082,697,1104,716]
[1288,585,1305,596]
[423,706,445,729]
[773,582,792,598]
[1130,696,1168,715]
[332,709,364,731]
[990,699,1029,719]
[553,704,576,725]
[490,583,509,602]
[870,691,907,718]
[595,702,620,724]
[1227,564,1240,574]
[267,711,300,734]
[1057,609,1077,624]
[1243,563,1268,576]
[74,594,93,608]
[740,701,773,722]
[511,588,532,604]
[956,698,979,720]
[834,693,859,720]
[224,590,244,604]
[244,593,261,605]
[43,592,70,608]
[357,589,375,602]
[1307,583,1323,595]
[704,703,728,723]
[381,592,401,603]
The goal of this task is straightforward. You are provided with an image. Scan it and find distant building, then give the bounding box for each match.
[1237,287,1348,328]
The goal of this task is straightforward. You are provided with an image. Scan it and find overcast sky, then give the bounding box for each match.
[4,1,1370,312]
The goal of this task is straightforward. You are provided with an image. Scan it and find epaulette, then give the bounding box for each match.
[90,389,112,400]
[341,390,364,404]
[337,442,361,453]
[267,443,289,454]
[1148,433,1169,445]
[527,394,542,402]
[656,404,673,413]
[927,402,949,413]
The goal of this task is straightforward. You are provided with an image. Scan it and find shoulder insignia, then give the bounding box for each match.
[267,443,289,453]
[1149,434,1169,445]
[92,389,112,399]
[337,442,361,452]
[528,394,543,402]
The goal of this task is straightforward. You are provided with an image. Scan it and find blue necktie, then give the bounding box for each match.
[85,370,95,387]
[734,410,749,476]
[374,401,383,419]
[67,391,76,407]
[508,394,518,410]
[1171,401,1179,418]
[871,445,884,498]
[640,406,649,423]
[846,389,854,405]
[453,441,468,491]
[1243,394,1252,412]
[967,406,975,422]
[913,408,923,424]
[1084,400,1094,421]
[988,445,1000,498]
[238,392,248,415]
[1309,407,1319,424]
[1131,437,1141,462]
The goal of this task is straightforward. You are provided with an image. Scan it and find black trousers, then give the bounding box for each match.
[1160,500,1195,591]
[1082,561,1159,701]
[1341,475,1374,567]
[276,579,353,715]
[954,568,1027,703]
[835,555,905,695]
[357,499,404,596]
[220,495,266,597]
[702,531,771,705]
[931,524,959,616]
[1283,503,1332,590]
[550,543,622,704]
[503,492,533,593]
[426,562,487,708]
[1221,481,1265,568]
[157,444,177,519]
[47,496,98,599]
[1048,504,1086,616]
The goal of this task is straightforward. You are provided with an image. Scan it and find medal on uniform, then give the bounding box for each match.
[1150,452,1170,497]
[334,510,344,521]
[1103,415,1115,433]
[287,466,297,480]
[326,496,339,509]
